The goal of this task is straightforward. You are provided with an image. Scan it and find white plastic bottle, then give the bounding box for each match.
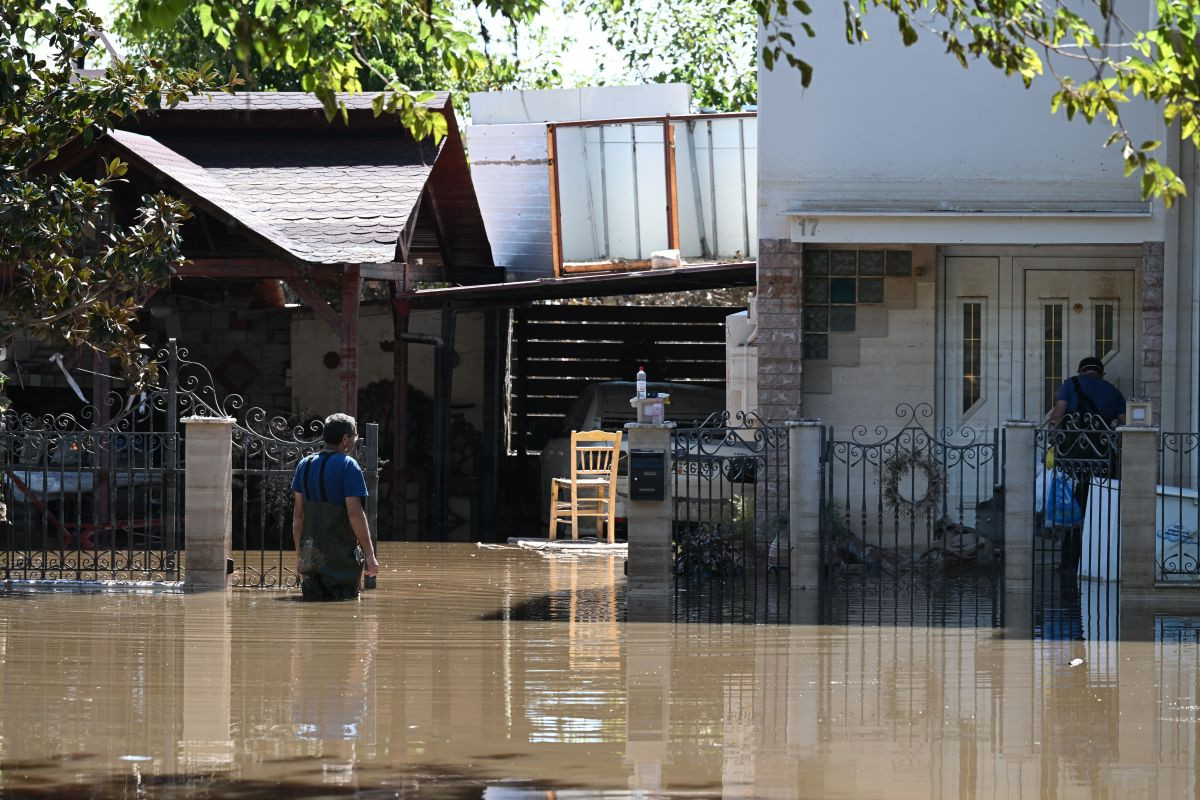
[636,365,647,399]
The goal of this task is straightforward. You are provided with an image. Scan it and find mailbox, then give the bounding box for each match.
[629,449,666,501]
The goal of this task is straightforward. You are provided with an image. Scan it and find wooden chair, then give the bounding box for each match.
[548,430,622,543]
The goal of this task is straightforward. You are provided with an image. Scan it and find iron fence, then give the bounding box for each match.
[1033,415,1122,614]
[2,340,378,588]
[1,345,188,584]
[671,412,789,623]
[820,403,1003,606]
[1156,431,1200,584]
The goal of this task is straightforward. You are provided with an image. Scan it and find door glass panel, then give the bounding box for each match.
[1093,301,1117,359]
[1043,303,1065,413]
[962,301,983,413]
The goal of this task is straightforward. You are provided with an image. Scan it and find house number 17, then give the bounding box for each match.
[795,218,820,237]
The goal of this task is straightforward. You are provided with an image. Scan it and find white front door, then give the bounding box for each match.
[940,252,1140,432]
[1021,265,1136,419]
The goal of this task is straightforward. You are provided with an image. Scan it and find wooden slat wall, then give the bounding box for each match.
[510,304,740,452]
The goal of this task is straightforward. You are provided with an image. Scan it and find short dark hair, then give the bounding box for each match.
[323,413,357,445]
[1078,356,1105,375]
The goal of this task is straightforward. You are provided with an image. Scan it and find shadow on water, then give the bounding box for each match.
[0,761,658,800]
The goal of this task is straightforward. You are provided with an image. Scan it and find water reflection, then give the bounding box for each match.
[0,543,1197,798]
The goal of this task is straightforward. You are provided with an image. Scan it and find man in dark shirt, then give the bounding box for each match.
[1047,357,1126,589]
[1049,356,1126,429]
[291,413,380,600]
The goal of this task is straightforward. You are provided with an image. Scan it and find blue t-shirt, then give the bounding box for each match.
[290,451,368,503]
[1055,373,1126,424]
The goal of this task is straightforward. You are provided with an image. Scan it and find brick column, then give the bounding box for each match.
[756,239,804,423]
[624,423,674,622]
[182,416,234,591]
[1141,241,1164,416]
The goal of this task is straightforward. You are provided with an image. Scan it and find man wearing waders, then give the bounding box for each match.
[291,413,380,600]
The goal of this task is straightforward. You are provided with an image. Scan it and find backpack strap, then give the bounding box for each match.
[316,452,331,503]
[1070,376,1102,417]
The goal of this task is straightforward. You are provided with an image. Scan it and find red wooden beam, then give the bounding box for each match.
[176,258,303,279]
[284,277,341,332]
[339,265,361,416]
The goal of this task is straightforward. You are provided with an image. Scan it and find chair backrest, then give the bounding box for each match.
[571,429,622,483]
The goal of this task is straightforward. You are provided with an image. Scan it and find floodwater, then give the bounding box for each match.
[1,543,1198,799]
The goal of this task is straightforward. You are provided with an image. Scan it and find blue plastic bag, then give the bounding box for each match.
[1044,470,1082,527]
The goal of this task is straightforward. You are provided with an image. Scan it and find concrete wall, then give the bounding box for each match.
[165,305,292,415]
[289,304,486,431]
[757,2,1167,245]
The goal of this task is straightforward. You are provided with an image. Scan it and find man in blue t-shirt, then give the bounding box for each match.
[290,413,380,600]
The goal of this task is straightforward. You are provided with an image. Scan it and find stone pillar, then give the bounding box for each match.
[787,420,823,594]
[756,239,804,424]
[624,422,674,623]
[182,416,234,591]
[1003,421,1037,636]
[1118,425,1160,595]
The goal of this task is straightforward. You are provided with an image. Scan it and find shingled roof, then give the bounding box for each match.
[102,92,491,269]
[166,91,451,113]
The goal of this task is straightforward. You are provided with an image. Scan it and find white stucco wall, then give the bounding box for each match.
[757,3,1167,244]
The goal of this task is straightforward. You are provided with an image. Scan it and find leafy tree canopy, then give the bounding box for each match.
[1,0,234,390]
[755,0,1198,205]
[115,0,552,138]
[568,0,757,111]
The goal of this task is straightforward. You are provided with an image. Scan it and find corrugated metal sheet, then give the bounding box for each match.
[469,85,690,125]
[467,123,554,277]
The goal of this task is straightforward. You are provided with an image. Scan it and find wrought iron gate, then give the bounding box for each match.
[819,403,1003,625]
[2,340,378,587]
[231,414,378,588]
[671,412,790,623]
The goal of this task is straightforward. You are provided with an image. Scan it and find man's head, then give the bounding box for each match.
[323,413,358,451]
[1078,356,1105,377]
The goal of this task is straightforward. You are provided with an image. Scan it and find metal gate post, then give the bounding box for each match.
[182,416,235,591]
[1118,424,1159,595]
[787,420,823,592]
[1003,420,1037,635]
[364,422,380,590]
[625,422,674,622]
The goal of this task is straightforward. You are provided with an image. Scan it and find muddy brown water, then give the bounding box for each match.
[1,542,1198,798]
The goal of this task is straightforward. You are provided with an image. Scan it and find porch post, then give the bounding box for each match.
[787,420,823,593]
[1118,425,1160,595]
[339,265,361,416]
[389,284,410,540]
[182,416,234,591]
[625,422,675,622]
[1003,420,1037,635]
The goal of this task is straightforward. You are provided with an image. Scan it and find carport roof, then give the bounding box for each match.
[407,261,755,308]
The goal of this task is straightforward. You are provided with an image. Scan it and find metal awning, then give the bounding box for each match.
[407,261,755,308]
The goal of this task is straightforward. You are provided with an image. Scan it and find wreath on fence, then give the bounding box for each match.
[882,451,944,518]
